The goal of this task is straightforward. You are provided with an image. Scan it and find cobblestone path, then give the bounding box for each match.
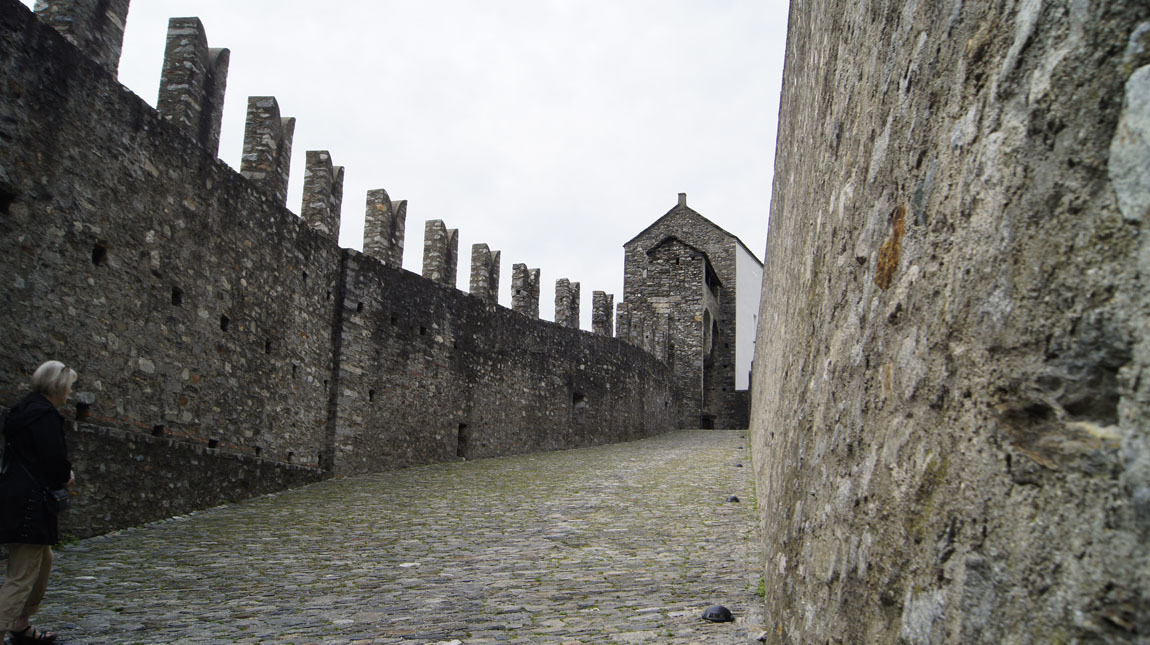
[31,430,765,644]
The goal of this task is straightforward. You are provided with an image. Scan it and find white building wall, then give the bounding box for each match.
[734,244,763,390]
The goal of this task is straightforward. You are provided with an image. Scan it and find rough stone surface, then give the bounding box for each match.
[240,96,295,206]
[554,278,580,329]
[621,195,758,430]
[32,430,763,644]
[156,17,229,157]
[751,1,1149,643]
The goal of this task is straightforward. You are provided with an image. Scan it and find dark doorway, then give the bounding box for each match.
[457,423,470,459]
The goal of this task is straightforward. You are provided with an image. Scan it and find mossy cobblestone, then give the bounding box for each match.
[33,430,763,643]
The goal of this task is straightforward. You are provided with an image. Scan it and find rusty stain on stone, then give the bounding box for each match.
[874,204,906,291]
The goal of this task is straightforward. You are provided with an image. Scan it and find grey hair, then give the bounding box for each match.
[30,360,78,400]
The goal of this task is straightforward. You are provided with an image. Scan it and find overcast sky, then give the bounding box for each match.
[22,0,789,329]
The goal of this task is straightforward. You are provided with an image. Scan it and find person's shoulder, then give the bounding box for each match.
[5,393,57,425]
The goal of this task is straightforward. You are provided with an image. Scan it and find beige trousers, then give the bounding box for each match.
[0,544,53,632]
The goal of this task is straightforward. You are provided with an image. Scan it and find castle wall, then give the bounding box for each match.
[751,1,1149,642]
[0,0,674,537]
[333,254,672,475]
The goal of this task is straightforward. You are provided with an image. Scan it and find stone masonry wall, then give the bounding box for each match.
[0,0,674,537]
[751,1,1149,643]
[623,202,745,428]
[639,239,712,429]
[332,254,673,475]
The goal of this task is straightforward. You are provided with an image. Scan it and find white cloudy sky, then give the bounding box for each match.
[22,0,789,329]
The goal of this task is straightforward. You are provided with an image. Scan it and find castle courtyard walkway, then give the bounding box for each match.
[31,430,765,644]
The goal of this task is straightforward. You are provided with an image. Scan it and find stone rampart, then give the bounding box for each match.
[0,0,671,537]
[333,255,671,475]
[751,1,1149,642]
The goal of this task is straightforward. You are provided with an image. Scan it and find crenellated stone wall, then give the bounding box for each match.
[0,0,669,538]
[751,1,1150,642]
[333,254,671,475]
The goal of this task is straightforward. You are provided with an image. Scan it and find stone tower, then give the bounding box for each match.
[619,193,762,429]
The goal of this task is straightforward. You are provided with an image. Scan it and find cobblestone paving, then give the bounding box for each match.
[29,430,765,644]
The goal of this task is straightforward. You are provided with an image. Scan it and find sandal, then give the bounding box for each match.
[9,626,57,644]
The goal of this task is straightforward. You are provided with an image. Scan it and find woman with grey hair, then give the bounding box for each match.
[0,361,77,644]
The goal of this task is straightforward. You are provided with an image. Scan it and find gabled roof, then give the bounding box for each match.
[624,199,764,266]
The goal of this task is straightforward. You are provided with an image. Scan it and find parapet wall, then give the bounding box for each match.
[334,255,671,475]
[0,0,673,537]
[751,1,1148,642]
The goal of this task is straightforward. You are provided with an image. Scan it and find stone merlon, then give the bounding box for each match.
[33,0,130,75]
[301,151,344,241]
[157,17,230,156]
[363,189,405,268]
[470,243,501,305]
[240,96,295,206]
[422,220,459,287]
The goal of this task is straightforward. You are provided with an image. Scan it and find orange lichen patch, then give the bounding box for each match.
[875,204,907,290]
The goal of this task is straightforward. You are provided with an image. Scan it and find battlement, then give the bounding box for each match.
[511,264,541,318]
[469,244,500,305]
[33,0,129,74]
[422,220,459,286]
[301,151,345,241]
[592,291,613,337]
[363,189,406,268]
[241,96,296,206]
[554,279,580,329]
[157,17,229,156]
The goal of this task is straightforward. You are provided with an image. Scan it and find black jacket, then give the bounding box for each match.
[0,392,72,544]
